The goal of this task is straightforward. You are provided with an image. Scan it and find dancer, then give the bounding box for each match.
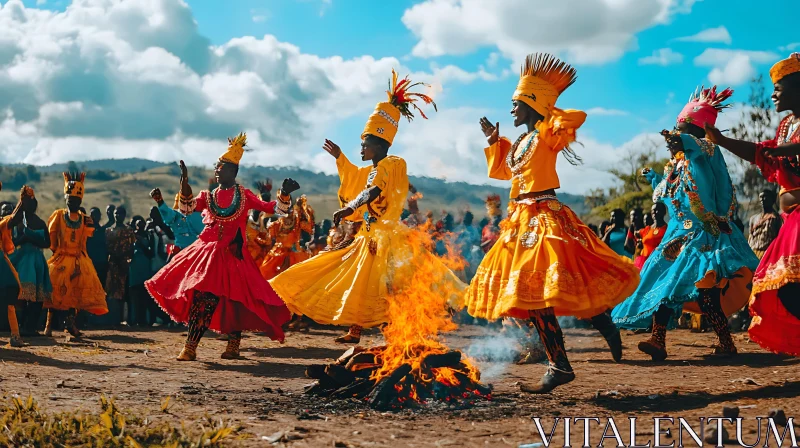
[705,54,800,355]
[480,195,502,254]
[260,195,315,280]
[246,180,274,267]
[150,188,204,262]
[46,173,108,337]
[270,70,464,344]
[466,53,640,393]
[145,134,297,361]
[1,185,29,346]
[632,202,668,269]
[612,86,759,360]
[10,187,52,336]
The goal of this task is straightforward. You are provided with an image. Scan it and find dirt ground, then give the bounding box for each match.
[1,324,799,447]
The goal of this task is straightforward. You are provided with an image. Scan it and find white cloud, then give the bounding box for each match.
[401,0,696,65]
[694,49,779,86]
[252,15,267,23]
[586,107,628,116]
[638,48,683,66]
[779,43,800,52]
[674,26,731,44]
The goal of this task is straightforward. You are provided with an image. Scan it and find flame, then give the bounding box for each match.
[369,225,480,396]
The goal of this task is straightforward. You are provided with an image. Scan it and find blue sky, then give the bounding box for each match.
[1,0,796,193]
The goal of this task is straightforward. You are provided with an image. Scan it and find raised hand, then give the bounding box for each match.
[179,160,189,186]
[281,178,300,196]
[150,188,163,204]
[332,207,355,226]
[641,167,652,176]
[323,139,342,159]
[480,117,499,145]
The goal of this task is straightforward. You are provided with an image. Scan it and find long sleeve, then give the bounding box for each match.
[0,216,14,255]
[244,189,277,215]
[644,169,664,190]
[484,137,512,180]
[194,190,208,213]
[336,152,360,185]
[47,211,61,253]
[157,202,182,228]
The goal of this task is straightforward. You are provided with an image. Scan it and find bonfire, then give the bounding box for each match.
[303,226,492,411]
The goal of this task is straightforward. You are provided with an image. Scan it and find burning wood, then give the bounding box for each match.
[304,347,492,411]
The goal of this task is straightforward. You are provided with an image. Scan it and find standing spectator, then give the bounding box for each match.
[624,207,645,258]
[86,207,109,291]
[105,206,135,325]
[128,216,154,326]
[748,189,782,259]
[602,209,628,257]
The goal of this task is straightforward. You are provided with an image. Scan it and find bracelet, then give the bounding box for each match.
[346,189,370,210]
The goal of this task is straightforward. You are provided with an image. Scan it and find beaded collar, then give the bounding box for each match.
[208,184,246,222]
[63,210,83,230]
[506,131,539,169]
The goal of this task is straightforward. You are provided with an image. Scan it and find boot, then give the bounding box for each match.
[221,333,243,359]
[519,366,575,394]
[177,341,198,361]
[637,315,668,361]
[334,325,362,344]
[590,312,622,363]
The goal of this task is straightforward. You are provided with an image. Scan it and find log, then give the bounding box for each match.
[336,346,366,365]
[325,364,356,386]
[368,364,412,411]
[421,351,462,370]
[330,378,377,400]
[305,365,328,380]
[345,352,378,370]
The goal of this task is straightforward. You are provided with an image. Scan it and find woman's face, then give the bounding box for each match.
[651,203,666,223]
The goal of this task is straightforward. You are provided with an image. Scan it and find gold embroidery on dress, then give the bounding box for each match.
[752,254,800,295]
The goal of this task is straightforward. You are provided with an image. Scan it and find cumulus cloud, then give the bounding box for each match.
[779,43,800,52]
[638,48,683,66]
[0,0,495,175]
[694,49,779,86]
[401,0,696,65]
[674,26,732,44]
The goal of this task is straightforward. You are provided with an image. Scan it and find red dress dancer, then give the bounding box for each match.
[145,133,297,361]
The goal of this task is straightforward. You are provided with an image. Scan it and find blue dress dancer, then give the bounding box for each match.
[612,96,758,361]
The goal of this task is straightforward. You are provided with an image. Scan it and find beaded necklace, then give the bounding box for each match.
[63,210,82,229]
[506,130,539,168]
[209,184,246,222]
[776,115,800,176]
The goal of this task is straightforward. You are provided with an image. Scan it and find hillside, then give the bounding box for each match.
[0,159,588,223]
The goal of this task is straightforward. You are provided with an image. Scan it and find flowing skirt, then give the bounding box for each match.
[47,253,107,314]
[465,199,640,321]
[10,246,52,303]
[749,207,800,356]
[0,254,21,306]
[260,250,309,281]
[270,221,465,328]
[612,219,758,330]
[145,238,290,340]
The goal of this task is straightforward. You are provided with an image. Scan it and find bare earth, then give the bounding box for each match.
[1,325,798,447]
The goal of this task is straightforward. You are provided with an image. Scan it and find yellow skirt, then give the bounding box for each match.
[466,199,640,321]
[48,253,108,315]
[270,221,465,327]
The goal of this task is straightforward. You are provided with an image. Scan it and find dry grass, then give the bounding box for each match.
[0,395,243,447]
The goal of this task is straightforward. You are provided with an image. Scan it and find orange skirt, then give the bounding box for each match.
[465,198,640,320]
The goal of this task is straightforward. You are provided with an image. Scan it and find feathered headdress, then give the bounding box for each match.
[255,179,273,200]
[219,132,247,165]
[63,172,86,199]
[770,53,800,84]
[362,69,437,146]
[677,85,734,128]
[513,53,577,118]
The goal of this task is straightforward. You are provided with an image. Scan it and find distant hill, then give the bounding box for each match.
[1,158,588,223]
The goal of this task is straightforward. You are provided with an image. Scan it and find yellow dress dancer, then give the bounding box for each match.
[465,54,640,393]
[270,70,465,343]
[45,172,108,337]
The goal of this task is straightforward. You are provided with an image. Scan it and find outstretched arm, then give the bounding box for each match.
[332,186,382,225]
[705,124,756,163]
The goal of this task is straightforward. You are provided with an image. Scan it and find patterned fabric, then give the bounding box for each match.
[9,227,52,302]
[529,307,571,373]
[748,212,782,255]
[612,134,759,330]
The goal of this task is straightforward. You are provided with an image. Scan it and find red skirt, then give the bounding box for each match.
[748,207,800,356]
[145,239,291,340]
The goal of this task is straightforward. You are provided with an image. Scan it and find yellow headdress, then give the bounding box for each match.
[362,69,437,146]
[63,172,86,199]
[513,53,577,118]
[770,53,800,84]
[219,132,247,165]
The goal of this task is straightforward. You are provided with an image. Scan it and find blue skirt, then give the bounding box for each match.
[611,219,759,329]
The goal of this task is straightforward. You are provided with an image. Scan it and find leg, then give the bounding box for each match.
[7,305,24,347]
[334,324,362,344]
[178,292,220,361]
[777,283,800,320]
[520,307,575,394]
[590,311,623,362]
[638,305,670,361]
[44,309,54,336]
[221,331,243,359]
[64,308,81,338]
[697,288,736,356]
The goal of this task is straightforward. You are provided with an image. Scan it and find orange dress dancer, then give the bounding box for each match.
[270,70,465,344]
[0,184,29,347]
[46,173,108,337]
[246,180,274,267]
[465,54,640,393]
[260,196,315,281]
